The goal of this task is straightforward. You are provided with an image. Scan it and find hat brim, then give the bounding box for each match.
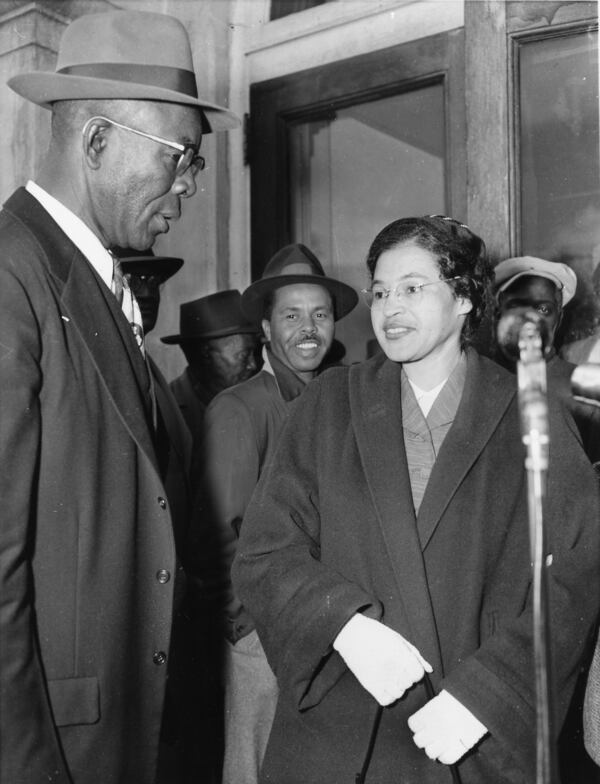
[497,270,576,306]
[241,275,358,323]
[161,323,261,344]
[119,256,183,281]
[8,73,240,132]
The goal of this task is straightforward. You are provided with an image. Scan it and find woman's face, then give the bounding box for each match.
[370,240,472,369]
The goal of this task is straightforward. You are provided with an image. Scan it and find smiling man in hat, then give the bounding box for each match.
[0,9,238,784]
[192,244,357,784]
[162,291,262,439]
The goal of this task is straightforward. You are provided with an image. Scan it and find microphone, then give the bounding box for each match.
[571,363,600,408]
[496,308,551,364]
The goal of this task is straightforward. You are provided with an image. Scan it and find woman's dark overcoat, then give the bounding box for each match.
[233,350,600,784]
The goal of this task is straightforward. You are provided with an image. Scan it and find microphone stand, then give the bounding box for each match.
[516,321,560,784]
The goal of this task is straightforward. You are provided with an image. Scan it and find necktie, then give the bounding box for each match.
[112,252,125,305]
[111,252,145,354]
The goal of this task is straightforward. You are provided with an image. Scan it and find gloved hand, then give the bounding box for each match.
[408,688,488,764]
[333,614,432,705]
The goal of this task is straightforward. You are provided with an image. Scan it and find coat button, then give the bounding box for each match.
[153,651,167,665]
[157,569,171,584]
[157,496,167,509]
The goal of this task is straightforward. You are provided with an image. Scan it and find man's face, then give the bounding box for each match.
[497,275,562,345]
[93,102,204,250]
[190,333,259,393]
[262,283,334,381]
[123,272,162,334]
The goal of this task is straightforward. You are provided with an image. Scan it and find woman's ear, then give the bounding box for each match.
[457,297,473,317]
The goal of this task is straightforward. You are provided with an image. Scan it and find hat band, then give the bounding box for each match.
[57,63,198,98]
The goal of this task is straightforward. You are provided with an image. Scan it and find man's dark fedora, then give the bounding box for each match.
[161,290,260,344]
[120,256,183,282]
[115,247,183,282]
[241,244,358,323]
[7,11,239,132]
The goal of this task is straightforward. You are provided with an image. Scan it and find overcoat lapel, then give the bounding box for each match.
[416,350,516,549]
[4,188,159,472]
[348,356,443,671]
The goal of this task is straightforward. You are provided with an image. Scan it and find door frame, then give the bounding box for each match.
[249,27,466,278]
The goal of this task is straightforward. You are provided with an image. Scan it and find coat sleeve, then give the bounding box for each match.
[232,376,383,709]
[191,390,264,642]
[0,259,72,782]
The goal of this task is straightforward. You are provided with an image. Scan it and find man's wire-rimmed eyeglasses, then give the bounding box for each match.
[83,115,205,178]
[361,276,461,309]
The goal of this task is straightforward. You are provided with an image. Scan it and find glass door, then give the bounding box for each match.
[250,29,465,362]
[516,24,599,346]
[287,84,446,362]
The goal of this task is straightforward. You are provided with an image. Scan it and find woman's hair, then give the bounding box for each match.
[365,214,493,344]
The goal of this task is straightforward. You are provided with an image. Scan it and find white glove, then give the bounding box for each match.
[333,614,432,706]
[408,689,488,764]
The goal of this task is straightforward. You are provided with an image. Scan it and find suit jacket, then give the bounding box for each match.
[150,356,193,553]
[0,189,178,784]
[193,369,289,643]
[232,350,600,784]
[170,367,210,442]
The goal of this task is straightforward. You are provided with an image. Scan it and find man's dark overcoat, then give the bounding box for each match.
[233,350,600,784]
[0,189,178,784]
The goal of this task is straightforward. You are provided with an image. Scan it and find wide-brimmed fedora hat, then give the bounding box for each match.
[494,256,577,306]
[7,11,239,132]
[241,244,358,323]
[161,290,260,344]
[119,255,183,283]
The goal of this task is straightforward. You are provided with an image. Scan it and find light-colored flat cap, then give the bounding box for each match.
[494,256,577,305]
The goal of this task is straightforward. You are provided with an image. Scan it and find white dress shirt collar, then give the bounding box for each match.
[26,180,113,289]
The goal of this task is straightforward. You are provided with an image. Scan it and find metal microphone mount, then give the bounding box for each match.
[514,317,558,784]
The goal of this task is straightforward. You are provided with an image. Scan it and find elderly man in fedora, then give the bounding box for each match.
[0,9,238,784]
[192,243,357,784]
[162,290,261,439]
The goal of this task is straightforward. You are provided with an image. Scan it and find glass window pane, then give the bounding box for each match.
[519,30,599,346]
[288,84,446,363]
[270,0,329,21]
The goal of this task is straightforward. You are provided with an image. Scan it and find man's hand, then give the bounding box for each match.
[333,614,432,705]
[408,689,488,764]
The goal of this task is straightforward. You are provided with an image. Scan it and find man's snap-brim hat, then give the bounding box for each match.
[119,255,183,282]
[7,11,239,133]
[494,256,577,306]
[241,244,358,323]
[161,290,260,344]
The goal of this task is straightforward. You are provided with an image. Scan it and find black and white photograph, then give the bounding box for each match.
[0,1,599,783]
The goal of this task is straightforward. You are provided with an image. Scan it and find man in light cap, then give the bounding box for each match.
[493,256,600,462]
[192,244,358,784]
[0,9,238,784]
[494,255,577,359]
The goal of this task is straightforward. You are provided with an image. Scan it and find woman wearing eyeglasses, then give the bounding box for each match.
[232,215,600,784]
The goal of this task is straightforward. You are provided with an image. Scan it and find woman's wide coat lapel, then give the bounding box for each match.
[349,357,442,669]
[416,351,515,550]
